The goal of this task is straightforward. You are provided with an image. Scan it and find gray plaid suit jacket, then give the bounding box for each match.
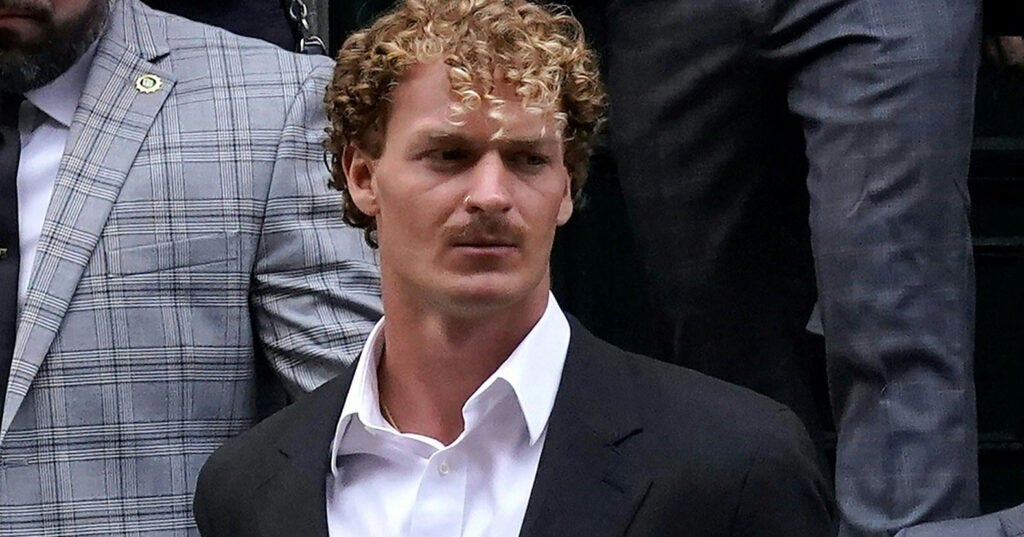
[0,0,382,535]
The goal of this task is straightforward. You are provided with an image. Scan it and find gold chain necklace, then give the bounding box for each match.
[377,342,401,431]
[380,398,399,430]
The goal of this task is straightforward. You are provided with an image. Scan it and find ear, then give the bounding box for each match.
[556,174,574,226]
[343,144,379,216]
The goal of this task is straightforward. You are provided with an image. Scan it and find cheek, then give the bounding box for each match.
[521,184,572,225]
[375,197,443,253]
[52,0,97,22]
[380,180,462,229]
[54,0,96,10]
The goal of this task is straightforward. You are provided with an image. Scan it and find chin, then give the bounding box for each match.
[445,286,521,313]
[439,275,542,316]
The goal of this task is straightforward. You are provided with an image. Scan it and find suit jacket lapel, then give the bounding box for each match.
[254,368,356,537]
[2,0,174,438]
[519,318,652,537]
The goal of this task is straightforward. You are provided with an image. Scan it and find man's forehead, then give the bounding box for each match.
[408,123,564,145]
[389,62,563,133]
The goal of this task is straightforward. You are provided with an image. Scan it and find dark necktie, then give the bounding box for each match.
[0,94,22,417]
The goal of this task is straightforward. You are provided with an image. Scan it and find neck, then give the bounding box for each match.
[377,291,548,445]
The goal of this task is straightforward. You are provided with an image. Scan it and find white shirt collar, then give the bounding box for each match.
[24,39,99,128]
[330,292,570,472]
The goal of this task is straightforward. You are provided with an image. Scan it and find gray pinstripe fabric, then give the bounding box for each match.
[604,0,980,535]
[0,1,382,535]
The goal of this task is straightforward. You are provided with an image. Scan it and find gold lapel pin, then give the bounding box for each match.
[135,74,163,94]
[0,248,7,259]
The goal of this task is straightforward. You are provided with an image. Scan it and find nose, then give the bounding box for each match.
[463,153,512,214]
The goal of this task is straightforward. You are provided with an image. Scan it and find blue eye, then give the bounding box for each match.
[422,148,472,172]
[512,153,550,170]
[525,154,549,166]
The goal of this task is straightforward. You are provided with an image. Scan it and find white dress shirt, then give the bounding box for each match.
[16,42,98,305]
[327,293,570,537]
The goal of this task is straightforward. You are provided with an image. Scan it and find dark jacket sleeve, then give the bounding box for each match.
[192,474,214,536]
[192,440,253,537]
[730,409,837,537]
[192,453,230,537]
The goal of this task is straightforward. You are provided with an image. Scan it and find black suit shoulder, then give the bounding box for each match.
[566,320,836,536]
[194,370,351,536]
[627,349,807,453]
[574,319,813,452]
[640,359,835,535]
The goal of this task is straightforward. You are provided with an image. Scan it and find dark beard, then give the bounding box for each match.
[0,0,111,93]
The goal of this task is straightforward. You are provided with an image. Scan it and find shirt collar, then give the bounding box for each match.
[24,39,99,128]
[489,293,570,444]
[330,292,570,471]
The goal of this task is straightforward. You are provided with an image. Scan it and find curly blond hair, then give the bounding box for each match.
[324,0,607,246]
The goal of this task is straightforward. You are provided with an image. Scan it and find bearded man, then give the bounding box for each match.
[0,0,381,534]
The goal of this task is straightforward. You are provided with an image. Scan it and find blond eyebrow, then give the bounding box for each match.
[408,129,562,149]
[412,131,473,145]
[498,135,563,147]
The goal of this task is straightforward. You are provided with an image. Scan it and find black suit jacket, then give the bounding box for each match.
[193,317,835,536]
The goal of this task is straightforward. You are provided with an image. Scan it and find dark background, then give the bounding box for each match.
[967,63,1024,513]
[145,0,1024,514]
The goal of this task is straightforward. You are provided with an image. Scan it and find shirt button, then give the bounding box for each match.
[438,461,451,476]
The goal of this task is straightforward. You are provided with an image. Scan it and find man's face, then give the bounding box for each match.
[346,61,573,318]
[0,0,108,92]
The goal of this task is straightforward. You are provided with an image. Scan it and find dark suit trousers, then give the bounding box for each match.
[606,0,981,535]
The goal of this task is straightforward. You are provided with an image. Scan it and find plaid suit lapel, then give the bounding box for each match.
[2,0,174,439]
